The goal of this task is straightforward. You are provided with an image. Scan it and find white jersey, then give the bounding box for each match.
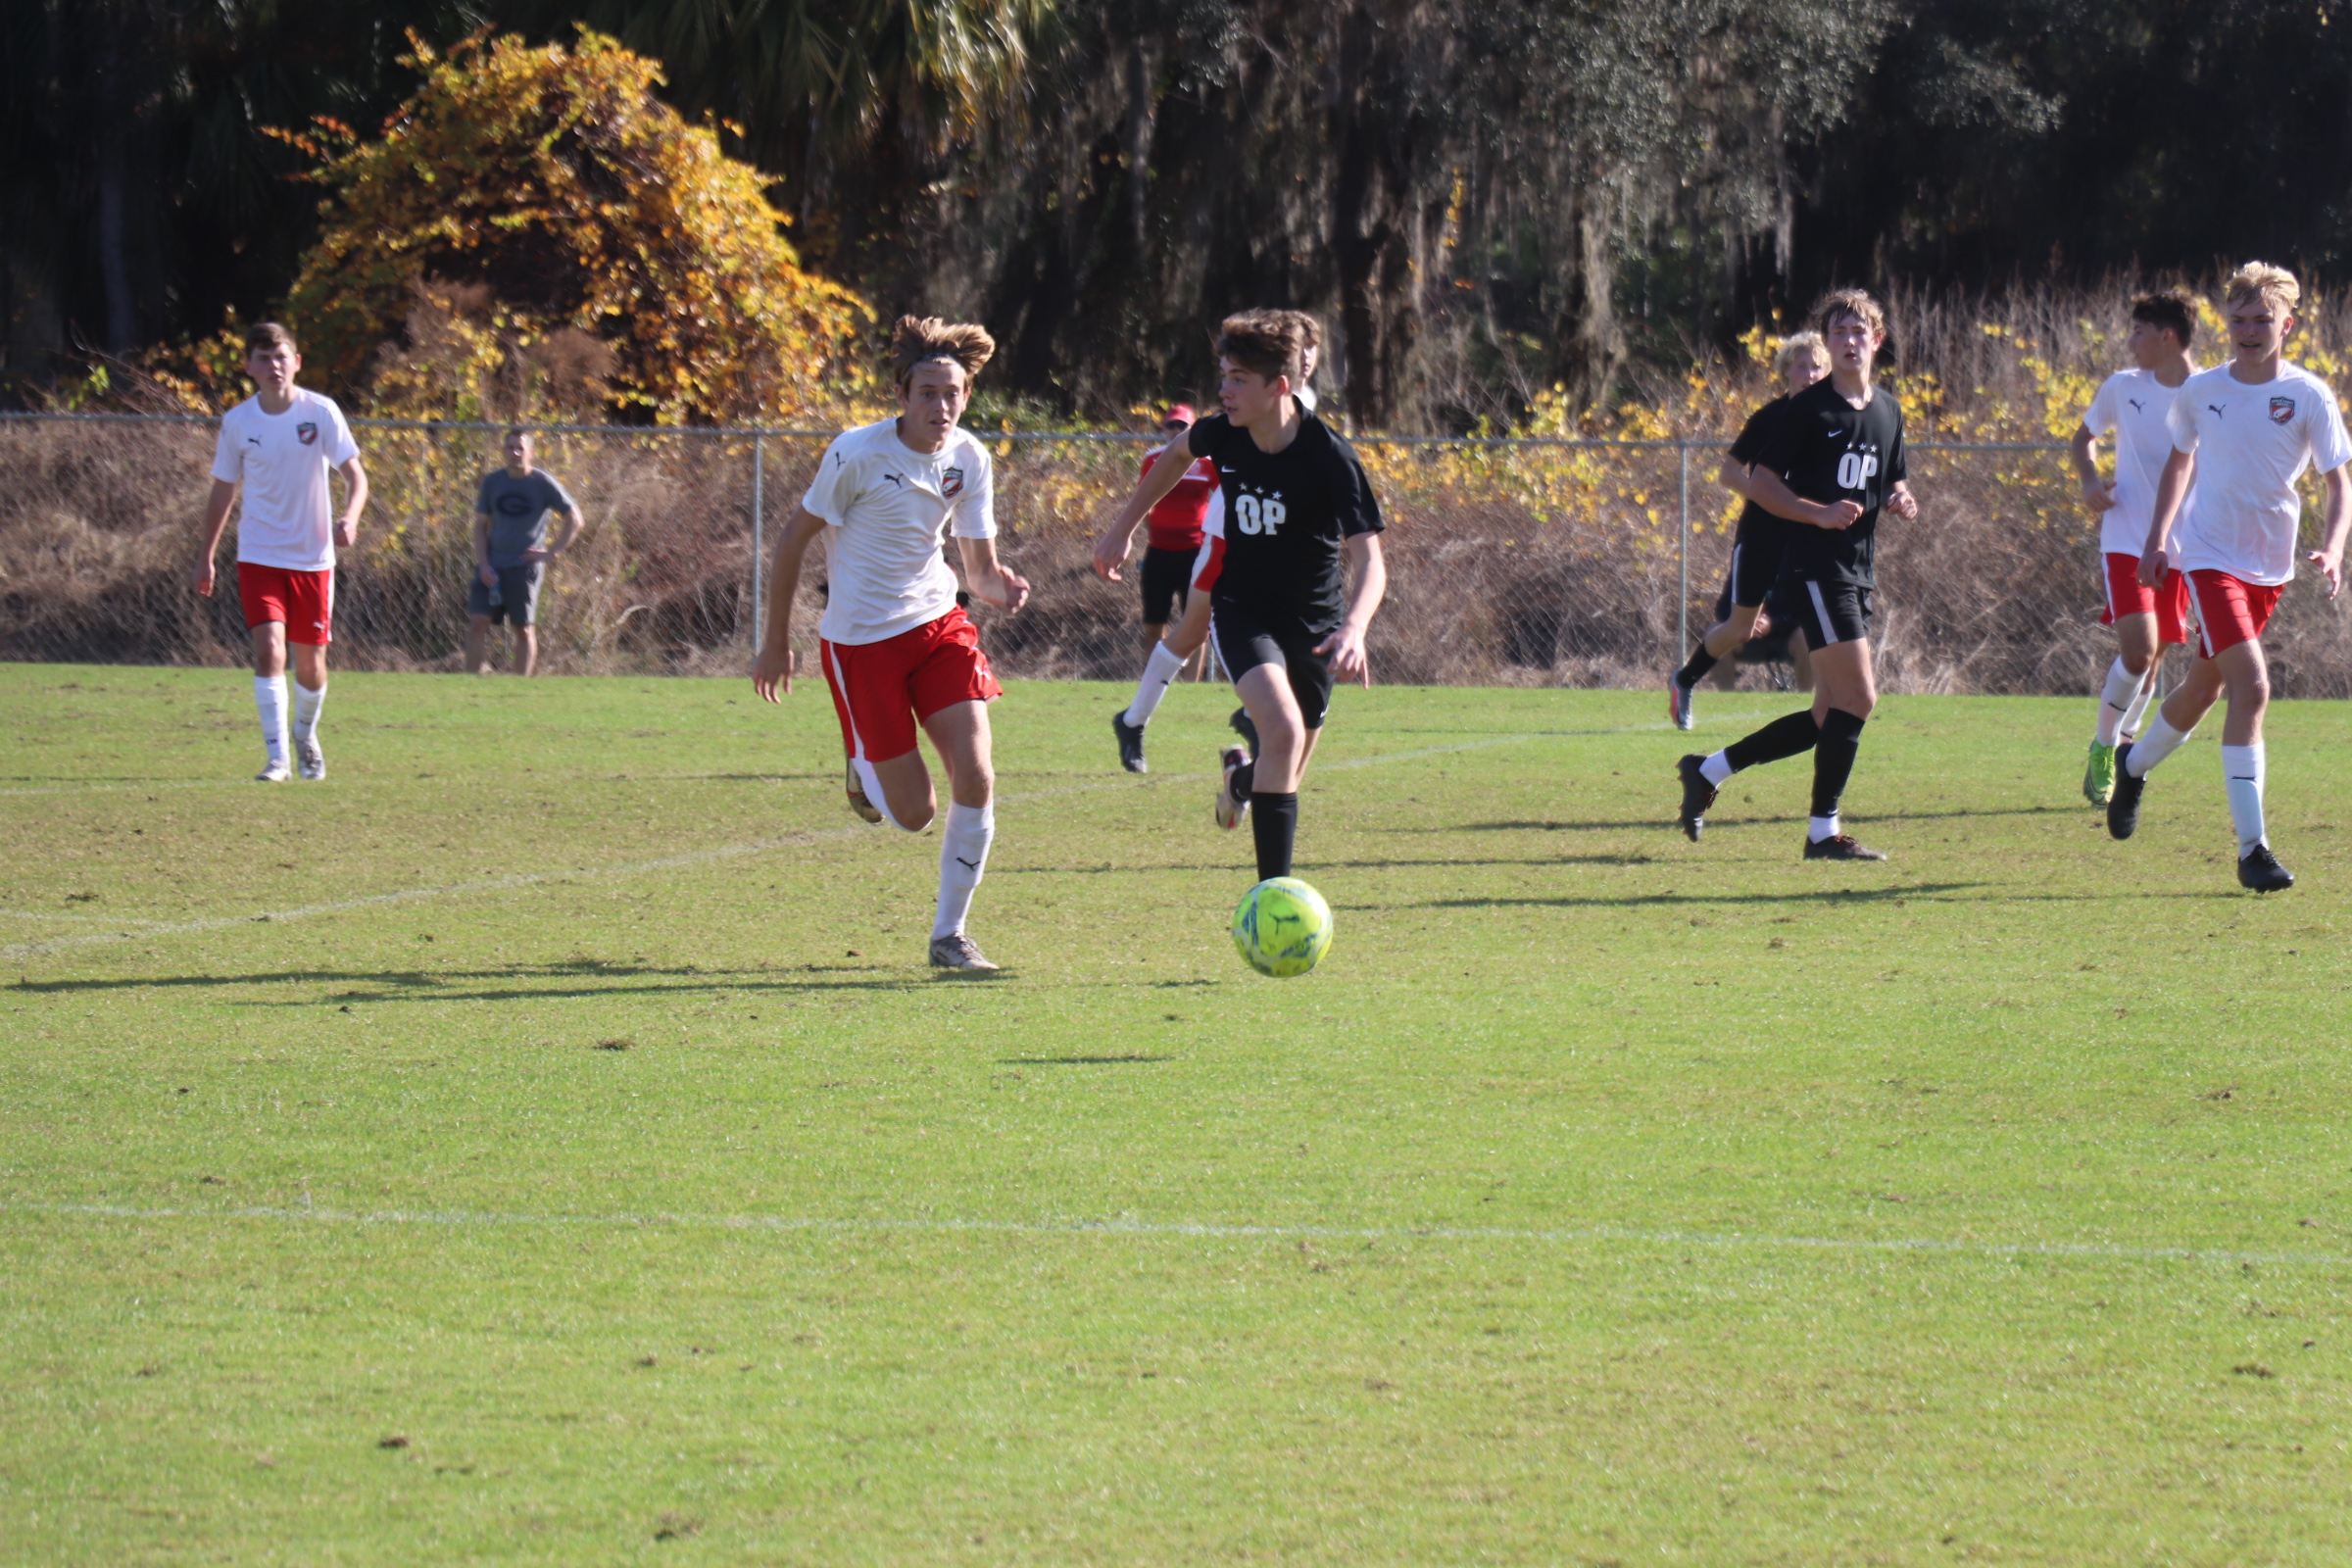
[2082,368,2191,564]
[210,389,361,571]
[2165,361,2352,586]
[802,418,996,645]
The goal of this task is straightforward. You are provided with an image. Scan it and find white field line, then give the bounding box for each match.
[0,711,1766,961]
[4,1198,2341,1273]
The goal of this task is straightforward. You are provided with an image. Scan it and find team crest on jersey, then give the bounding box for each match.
[941,466,965,497]
[2270,397,2296,424]
[296,421,318,445]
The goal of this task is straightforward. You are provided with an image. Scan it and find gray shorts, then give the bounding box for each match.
[467,564,545,626]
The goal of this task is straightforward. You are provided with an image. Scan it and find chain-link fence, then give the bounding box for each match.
[6,411,2352,695]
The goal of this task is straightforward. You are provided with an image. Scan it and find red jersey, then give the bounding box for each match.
[1141,447,1218,551]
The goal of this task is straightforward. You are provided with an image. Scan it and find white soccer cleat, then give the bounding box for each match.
[928,933,1001,971]
[295,736,325,781]
[255,757,291,783]
[1214,744,1251,830]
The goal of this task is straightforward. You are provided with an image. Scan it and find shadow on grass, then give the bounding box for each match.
[999,1054,1177,1065]
[1415,805,2082,835]
[13,958,927,1003]
[1404,880,1989,910]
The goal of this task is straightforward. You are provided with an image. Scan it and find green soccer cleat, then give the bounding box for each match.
[2082,740,2116,806]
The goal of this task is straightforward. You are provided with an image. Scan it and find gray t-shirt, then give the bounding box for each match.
[476,468,578,567]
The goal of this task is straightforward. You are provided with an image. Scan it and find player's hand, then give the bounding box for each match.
[2137,546,2169,588]
[477,563,499,587]
[1314,624,1372,687]
[992,568,1031,614]
[333,515,359,550]
[1888,487,1920,521]
[192,558,215,598]
[1814,500,1865,530]
[752,644,794,701]
[2309,549,2344,599]
[2082,480,2116,516]
[518,548,553,565]
[1091,529,1131,583]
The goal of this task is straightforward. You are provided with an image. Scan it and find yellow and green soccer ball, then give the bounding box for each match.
[1231,876,1333,978]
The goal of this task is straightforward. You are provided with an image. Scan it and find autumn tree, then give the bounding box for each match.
[281,29,868,423]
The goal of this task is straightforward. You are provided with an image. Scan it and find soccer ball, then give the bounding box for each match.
[1231,876,1333,978]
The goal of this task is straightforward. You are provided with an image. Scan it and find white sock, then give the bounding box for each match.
[2094,659,2140,746]
[2117,670,2158,742]
[1123,642,1188,728]
[1808,813,1838,843]
[1699,751,1735,787]
[2126,714,2192,777]
[254,675,289,763]
[2223,744,2267,854]
[932,802,996,941]
[853,757,909,831]
[291,680,326,743]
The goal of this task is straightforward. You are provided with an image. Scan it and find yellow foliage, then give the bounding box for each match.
[282,29,869,424]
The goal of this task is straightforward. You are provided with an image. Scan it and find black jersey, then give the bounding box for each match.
[1727,396,1790,545]
[1753,376,1908,587]
[1187,410,1385,628]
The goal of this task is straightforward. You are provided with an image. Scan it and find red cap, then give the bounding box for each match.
[1162,404,1196,426]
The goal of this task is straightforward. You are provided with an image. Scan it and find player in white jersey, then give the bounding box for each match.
[752,317,1031,969]
[2107,264,2352,891]
[2071,291,2199,806]
[192,322,368,782]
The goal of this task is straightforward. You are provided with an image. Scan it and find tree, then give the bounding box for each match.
[279,29,867,422]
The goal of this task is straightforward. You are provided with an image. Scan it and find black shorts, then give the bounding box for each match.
[1140,546,1196,625]
[1211,605,1335,730]
[1786,577,1873,648]
[466,563,545,626]
[1729,524,1787,610]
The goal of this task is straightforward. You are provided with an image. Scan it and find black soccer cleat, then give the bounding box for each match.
[1111,709,1148,773]
[1803,833,1887,861]
[1229,706,1260,755]
[2106,743,2146,840]
[1675,754,1717,843]
[2237,844,2294,893]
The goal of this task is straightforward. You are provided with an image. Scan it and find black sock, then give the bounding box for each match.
[1250,791,1298,881]
[1723,710,1820,773]
[1810,708,1867,820]
[1676,647,1720,688]
[1230,758,1256,799]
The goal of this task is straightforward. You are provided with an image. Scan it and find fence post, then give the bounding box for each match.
[751,432,765,650]
[1676,439,1690,660]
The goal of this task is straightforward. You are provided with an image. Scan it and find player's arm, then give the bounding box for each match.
[1312,532,1387,687]
[2307,464,2352,599]
[1745,465,1862,531]
[1886,480,1919,521]
[193,480,237,597]
[1714,456,1754,501]
[2070,423,2115,514]
[752,505,830,700]
[1093,442,1196,581]
[2140,448,2194,587]
[332,456,368,550]
[472,510,497,587]
[523,506,586,564]
[956,535,1031,614]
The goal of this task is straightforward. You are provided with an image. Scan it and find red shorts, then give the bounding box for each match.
[2099,552,2190,645]
[819,607,1001,762]
[2188,569,2285,660]
[237,563,334,646]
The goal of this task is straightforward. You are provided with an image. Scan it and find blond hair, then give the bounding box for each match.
[1813,288,1886,339]
[2226,262,2301,315]
[1215,311,1306,384]
[1773,330,1827,372]
[890,316,995,389]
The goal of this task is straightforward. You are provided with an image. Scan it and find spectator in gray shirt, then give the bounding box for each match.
[467,428,583,675]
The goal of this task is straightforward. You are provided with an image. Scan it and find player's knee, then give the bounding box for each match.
[2121,651,2152,676]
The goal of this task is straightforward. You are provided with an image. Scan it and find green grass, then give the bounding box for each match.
[4,662,2349,1565]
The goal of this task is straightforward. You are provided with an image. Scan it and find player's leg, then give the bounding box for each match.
[2106,577,2234,842]
[1674,578,1837,841]
[906,612,1007,966]
[2087,551,2167,803]
[505,565,541,676]
[1113,554,1199,771]
[821,637,917,828]
[1227,663,1309,881]
[249,620,292,782]
[2209,636,2285,886]
[1802,621,1882,860]
[466,613,493,674]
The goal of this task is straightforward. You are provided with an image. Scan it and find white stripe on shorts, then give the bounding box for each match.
[820,642,866,761]
[1806,579,1841,647]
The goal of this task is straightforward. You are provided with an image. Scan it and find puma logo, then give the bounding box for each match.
[2208,404,2226,418]
[955,857,980,870]
[881,473,905,486]
[2127,398,2144,414]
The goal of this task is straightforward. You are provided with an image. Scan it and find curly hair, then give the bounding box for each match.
[1812,288,1886,339]
[891,316,996,389]
[1772,330,1827,373]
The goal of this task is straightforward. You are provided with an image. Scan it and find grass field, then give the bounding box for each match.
[4,661,2349,1565]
